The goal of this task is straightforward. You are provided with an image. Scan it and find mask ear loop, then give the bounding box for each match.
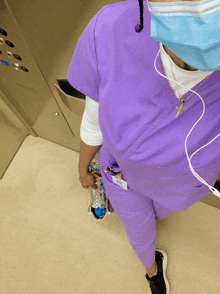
[154,45,220,198]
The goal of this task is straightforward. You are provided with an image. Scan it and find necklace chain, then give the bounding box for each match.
[168,49,213,118]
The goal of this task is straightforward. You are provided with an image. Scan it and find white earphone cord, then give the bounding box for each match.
[154,46,220,198]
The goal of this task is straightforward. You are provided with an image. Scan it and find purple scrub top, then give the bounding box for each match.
[67,0,220,212]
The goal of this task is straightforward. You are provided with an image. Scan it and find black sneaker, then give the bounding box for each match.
[145,249,170,294]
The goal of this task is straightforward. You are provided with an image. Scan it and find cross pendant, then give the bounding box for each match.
[175,103,185,118]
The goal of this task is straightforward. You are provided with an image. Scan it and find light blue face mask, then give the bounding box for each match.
[147,0,220,72]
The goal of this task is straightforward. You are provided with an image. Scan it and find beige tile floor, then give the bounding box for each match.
[1,135,220,294]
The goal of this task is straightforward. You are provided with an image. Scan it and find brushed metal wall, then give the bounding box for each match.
[0,0,112,179]
[0,0,220,209]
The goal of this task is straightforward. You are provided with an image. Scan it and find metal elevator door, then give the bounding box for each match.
[0,0,102,178]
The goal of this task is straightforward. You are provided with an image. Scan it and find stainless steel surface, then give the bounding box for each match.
[0,0,110,179]
[0,0,219,209]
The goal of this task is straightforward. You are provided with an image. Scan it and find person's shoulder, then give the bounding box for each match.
[95,0,139,27]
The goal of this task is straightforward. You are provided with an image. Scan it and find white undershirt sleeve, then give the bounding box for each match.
[80,96,103,146]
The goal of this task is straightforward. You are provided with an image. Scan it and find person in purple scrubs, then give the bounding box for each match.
[68,0,220,293]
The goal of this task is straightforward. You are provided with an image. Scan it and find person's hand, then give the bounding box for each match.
[79,172,99,190]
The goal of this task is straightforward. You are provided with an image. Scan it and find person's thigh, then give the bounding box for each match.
[100,166,157,267]
[152,200,174,220]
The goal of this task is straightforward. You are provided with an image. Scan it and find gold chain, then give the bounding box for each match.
[168,50,213,118]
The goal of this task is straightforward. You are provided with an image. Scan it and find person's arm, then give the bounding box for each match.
[78,139,102,177]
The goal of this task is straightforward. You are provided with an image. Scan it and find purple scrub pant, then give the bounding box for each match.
[98,149,174,268]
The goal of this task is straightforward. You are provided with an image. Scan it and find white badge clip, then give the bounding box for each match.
[112,173,128,190]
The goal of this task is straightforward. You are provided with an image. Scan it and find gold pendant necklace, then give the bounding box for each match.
[168,51,213,118]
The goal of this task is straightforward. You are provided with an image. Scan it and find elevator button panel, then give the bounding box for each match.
[0,28,28,72]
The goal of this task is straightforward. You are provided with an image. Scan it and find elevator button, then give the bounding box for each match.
[1,60,9,66]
